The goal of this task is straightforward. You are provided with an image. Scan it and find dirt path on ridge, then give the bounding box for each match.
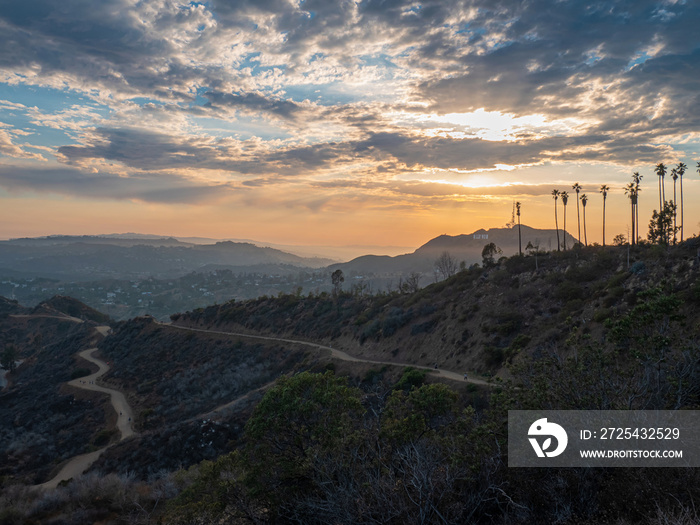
[163,322,491,387]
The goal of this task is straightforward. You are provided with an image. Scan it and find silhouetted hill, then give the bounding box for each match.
[332,225,576,276]
[0,236,335,280]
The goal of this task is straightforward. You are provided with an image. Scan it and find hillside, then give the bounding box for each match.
[178,239,699,379]
[2,240,700,523]
[0,298,108,484]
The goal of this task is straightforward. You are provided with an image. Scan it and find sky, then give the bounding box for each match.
[1,0,699,249]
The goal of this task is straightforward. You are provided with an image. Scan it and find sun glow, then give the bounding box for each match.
[397,109,587,141]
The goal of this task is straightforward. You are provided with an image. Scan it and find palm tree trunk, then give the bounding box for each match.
[680,174,684,242]
[602,197,606,246]
[583,207,587,246]
[576,199,581,245]
[554,201,560,251]
[631,200,635,246]
[518,216,522,256]
[673,179,678,244]
[658,176,662,213]
[563,205,567,250]
[662,177,666,206]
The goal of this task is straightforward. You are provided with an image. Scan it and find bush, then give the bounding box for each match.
[393,367,427,390]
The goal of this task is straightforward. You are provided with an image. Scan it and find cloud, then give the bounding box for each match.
[1,0,699,210]
[0,124,46,161]
[0,163,233,204]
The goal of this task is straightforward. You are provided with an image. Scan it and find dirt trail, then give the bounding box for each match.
[164,323,491,386]
[36,326,136,490]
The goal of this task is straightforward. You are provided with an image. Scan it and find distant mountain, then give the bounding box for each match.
[0,236,335,281]
[332,225,577,276]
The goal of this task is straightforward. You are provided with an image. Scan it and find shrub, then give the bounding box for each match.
[393,367,427,390]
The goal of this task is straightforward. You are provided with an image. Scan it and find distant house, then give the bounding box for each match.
[473,234,489,240]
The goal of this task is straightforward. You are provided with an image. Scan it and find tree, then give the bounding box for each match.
[599,185,609,246]
[648,201,678,245]
[516,201,522,255]
[526,240,542,270]
[481,242,502,267]
[331,269,344,296]
[572,182,582,245]
[552,189,561,251]
[580,193,588,246]
[560,191,569,250]
[434,251,458,280]
[677,162,687,242]
[612,233,627,246]
[242,371,364,510]
[403,272,422,293]
[1,344,17,372]
[654,163,666,213]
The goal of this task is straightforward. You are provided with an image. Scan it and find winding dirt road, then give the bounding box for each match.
[36,326,136,490]
[164,322,491,387]
[35,318,490,490]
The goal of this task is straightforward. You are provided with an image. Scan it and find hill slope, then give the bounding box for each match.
[178,239,700,377]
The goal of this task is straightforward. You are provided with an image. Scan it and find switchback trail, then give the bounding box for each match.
[164,322,491,387]
[36,325,136,490]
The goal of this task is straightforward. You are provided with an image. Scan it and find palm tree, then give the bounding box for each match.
[671,168,678,244]
[624,182,637,246]
[632,171,642,244]
[599,185,609,246]
[572,182,582,245]
[516,201,522,255]
[561,191,569,250]
[552,189,560,251]
[654,163,666,213]
[677,162,687,242]
[581,194,588,246]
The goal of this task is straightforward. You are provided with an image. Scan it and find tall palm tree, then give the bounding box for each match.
[654,163,666,213]
[671,168,678,244]
[572,182,582,245]
[677,162,687,242]
[599,185,609,246]
[552,189,560,251]
[561,191,569,250]
[516,201,522,255]
[624,182,637,246]
[632,171,642,244]
[581,194,588,246]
